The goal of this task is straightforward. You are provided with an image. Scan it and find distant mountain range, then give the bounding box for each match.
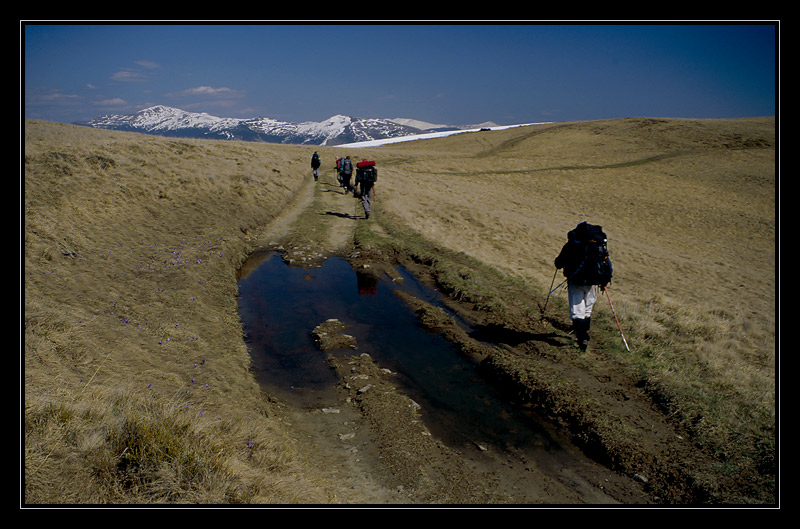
[74,105,499,146]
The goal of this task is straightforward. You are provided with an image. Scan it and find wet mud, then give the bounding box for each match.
[237,251,653,504]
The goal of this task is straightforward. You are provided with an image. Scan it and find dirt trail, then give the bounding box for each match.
[315,178,363,253]
[249,170,657,504]
[264,173,363,264]
[253,173,412,503]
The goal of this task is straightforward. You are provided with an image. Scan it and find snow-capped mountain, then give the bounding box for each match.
[74,105,468,146]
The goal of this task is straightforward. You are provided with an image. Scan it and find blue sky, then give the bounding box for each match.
[23,23,777,126]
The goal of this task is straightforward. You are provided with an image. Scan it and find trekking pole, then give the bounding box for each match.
[603,286,630,352]
[541,268,558,318]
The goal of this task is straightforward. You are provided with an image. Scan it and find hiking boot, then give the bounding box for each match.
[571,319,582,347]
[580,317,591,351]
[573,318,590,351]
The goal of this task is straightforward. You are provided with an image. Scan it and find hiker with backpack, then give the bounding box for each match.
[311,151,321,181]
[355,159,378,219]
[554,221,613,351]
[340,156,354,194]
[334,157,344,187]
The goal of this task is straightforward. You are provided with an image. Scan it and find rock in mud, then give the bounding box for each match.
[312,318,357,351]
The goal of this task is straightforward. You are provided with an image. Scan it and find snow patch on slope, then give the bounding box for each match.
[338,122,550,148]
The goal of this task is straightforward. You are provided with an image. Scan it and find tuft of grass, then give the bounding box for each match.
[24,386,327,504]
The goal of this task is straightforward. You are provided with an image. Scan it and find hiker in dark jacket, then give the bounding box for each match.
[554,221,613,351]
[340,156,354,194]
[355,159,377,219]
[311,151,321,181]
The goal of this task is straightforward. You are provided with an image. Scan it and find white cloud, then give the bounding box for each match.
[93,98,127,107]
[39,90,79,102]
[134,60,161,69]
[182,85,244,97]
[111,70,149,82]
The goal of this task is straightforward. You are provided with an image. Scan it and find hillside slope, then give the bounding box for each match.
[354,116,776,502]
[23,117,776,504]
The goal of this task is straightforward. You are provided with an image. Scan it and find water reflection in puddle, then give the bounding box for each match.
[237,251,559,454]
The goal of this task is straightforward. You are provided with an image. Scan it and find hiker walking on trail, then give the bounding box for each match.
[340,156,354,194]
[554,221,613,351]
[311,151,321,181]
[335,157,344,187]
[355,159,378,219]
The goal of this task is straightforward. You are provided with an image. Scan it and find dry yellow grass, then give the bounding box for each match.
[24,120,342,503]
[357,117,775,492]
[23,116,776,504]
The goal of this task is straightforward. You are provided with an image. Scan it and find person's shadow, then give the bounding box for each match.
[322,211,359,220]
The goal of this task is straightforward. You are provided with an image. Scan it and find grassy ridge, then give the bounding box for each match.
[23,116,776,504]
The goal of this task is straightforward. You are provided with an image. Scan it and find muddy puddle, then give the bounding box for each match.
[236,251,647,504]
[239,252,569,456]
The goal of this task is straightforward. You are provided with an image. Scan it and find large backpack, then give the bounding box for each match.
[341,158,352,174]
[357,160,377,184]
[568,222,613,287]
[362,167,377,184]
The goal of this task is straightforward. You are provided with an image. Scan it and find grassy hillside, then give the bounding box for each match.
[23,116,776,504]
[23,121,336,503]
[350,116,776,502]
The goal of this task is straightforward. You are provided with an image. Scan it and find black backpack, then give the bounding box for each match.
[358,166,377,184]
[568,223,613,287]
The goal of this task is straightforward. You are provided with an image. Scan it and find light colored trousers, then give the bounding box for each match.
[361,184,374,215]
[568,283,596,320]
